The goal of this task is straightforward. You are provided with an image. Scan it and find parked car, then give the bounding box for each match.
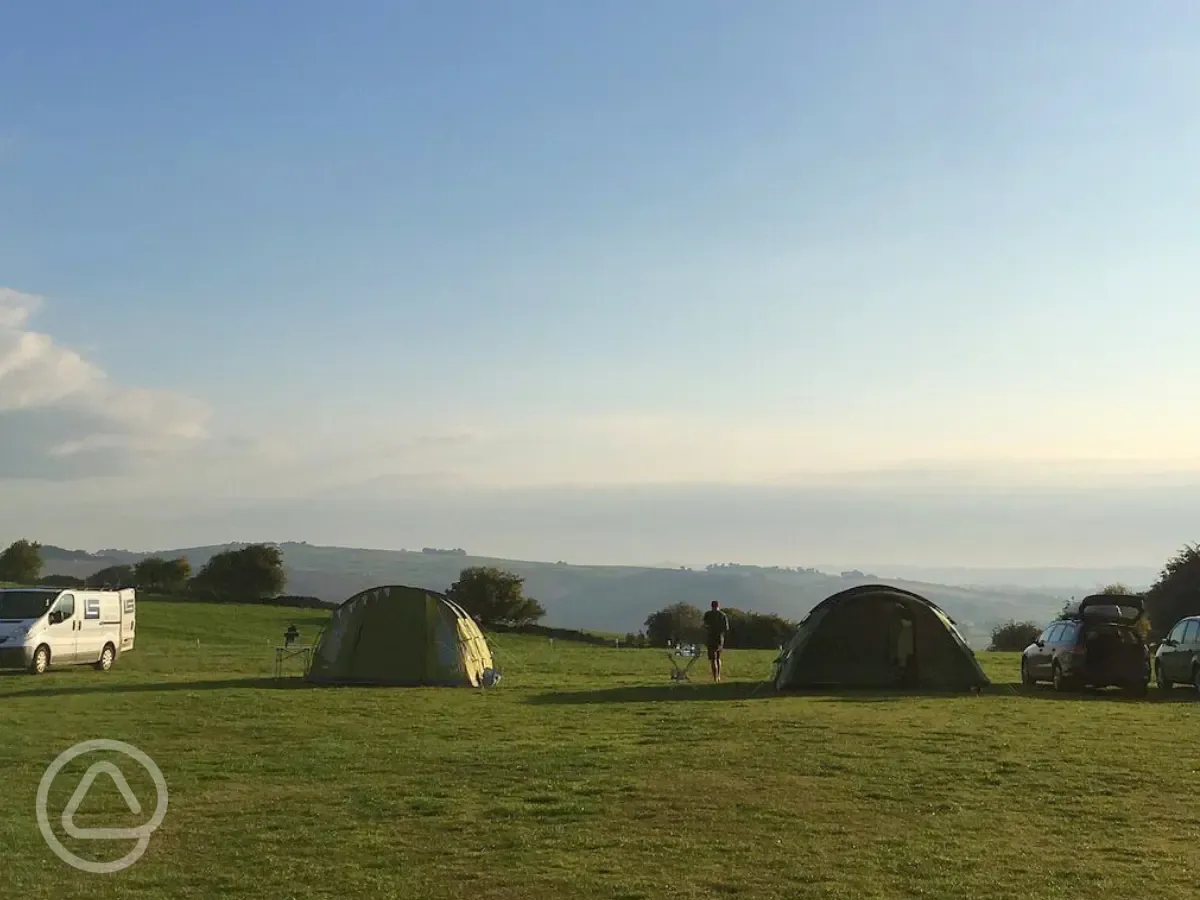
[1021,594,1149,694]
[1153,615,1200,692]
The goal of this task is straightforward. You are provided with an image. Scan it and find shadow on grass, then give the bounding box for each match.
[527,681,782,705]
[529,681,1200,705]
[0,676,318,698]
[801,683,1197,703]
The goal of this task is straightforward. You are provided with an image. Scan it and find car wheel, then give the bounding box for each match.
[29,645,50,675]
[1020,659,1034,686]
[95,644,115,672]
[1156,662,1171,692]
[1052,662,1073,693]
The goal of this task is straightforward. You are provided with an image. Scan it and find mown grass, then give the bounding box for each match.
[2,600,1200,899]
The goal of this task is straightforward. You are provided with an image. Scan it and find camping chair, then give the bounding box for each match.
[274,625,312,679]
[666,643,702,683]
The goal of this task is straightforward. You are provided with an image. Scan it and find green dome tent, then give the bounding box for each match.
[307,585,496,686]
[772,584,989,691]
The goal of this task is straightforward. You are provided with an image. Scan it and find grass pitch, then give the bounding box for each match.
[2,600,1199,899]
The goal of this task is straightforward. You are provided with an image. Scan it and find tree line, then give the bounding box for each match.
[22,534,1200,651]
[0,539,286,602]
[0,542,549,624]
[989,543,1200,650]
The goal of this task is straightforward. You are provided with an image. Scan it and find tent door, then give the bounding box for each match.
[891,606,917,688]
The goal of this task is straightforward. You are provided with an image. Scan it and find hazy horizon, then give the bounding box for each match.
[8,478,1194,577]
[5,3,1200,569]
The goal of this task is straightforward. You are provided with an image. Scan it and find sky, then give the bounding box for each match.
[3,1,1200,568]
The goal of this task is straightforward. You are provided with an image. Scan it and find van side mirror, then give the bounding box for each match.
[48,611,62,625]
[1035,640,1044,648]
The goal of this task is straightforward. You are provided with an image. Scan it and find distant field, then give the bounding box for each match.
[2,601,1199,899]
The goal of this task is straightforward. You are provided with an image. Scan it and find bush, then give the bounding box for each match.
[644,602,705,646]
[85,564,136,589]
[39,574,85,588]
[486,622,611,645]
[989,620,1042,651]
[644,603,796,648]
[1145,544,1200,640]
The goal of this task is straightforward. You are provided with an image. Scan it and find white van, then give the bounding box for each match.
[0,587,136,674]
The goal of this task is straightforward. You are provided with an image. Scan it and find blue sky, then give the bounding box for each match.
[3,1,1200,565]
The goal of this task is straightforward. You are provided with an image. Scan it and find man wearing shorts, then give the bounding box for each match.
[702,600,730,682]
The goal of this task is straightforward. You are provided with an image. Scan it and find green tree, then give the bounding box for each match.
[719,607,797,649]
[446,567,546,626]
[190,544,286,600]
[134,556,192,593]
[989,620,1042,651]
[85,564,136,589]
[0,539,43,584]
[644,602,705,647]
[1145,544,1200,640]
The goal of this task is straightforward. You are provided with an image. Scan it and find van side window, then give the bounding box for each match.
[1045,624,1064,644]
[56,594,75,619]
[1058,622,1079,644]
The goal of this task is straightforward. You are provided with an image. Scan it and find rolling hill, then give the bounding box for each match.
[36,541,1078,646]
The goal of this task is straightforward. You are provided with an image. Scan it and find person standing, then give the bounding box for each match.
[702,600,730,682]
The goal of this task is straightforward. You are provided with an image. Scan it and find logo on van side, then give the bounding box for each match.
[84,598,100,620]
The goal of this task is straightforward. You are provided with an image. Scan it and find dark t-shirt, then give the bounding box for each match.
[703,609,729,645]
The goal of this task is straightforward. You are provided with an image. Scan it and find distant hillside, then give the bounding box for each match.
[38,542,1073,647]
[836,563,1159,592]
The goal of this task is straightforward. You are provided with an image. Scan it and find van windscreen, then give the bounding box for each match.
[0,591,54,620]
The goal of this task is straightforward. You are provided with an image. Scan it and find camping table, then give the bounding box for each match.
[274,644,312,679]
[666,645,702,682]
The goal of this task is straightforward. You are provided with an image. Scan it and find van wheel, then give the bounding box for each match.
[95,644,115,672]
[29,645,50,675]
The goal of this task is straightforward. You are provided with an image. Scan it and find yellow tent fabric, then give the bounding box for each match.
[307,585,496,686]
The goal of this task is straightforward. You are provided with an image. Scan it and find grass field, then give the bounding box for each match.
[3,600,1200,899]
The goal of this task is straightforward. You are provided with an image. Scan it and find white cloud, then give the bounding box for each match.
[7,282,1200,501]
[0,288,211,479]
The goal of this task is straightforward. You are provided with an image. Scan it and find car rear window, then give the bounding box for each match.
[1084,622,1141,643]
